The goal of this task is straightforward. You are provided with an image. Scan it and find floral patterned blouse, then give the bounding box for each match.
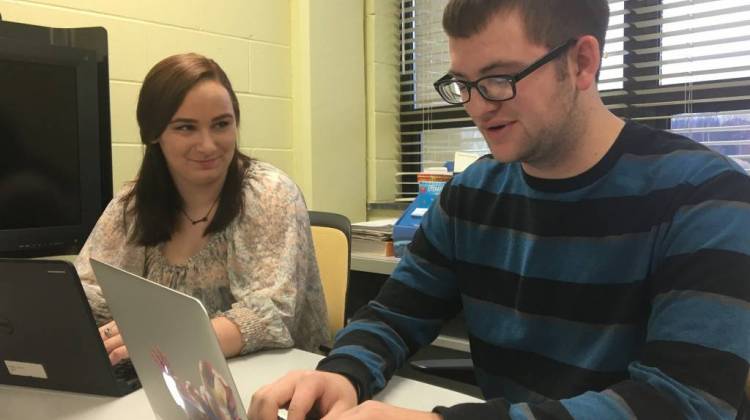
[75,161,329,354]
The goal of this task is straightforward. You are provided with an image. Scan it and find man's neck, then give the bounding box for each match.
[522,102,625,180]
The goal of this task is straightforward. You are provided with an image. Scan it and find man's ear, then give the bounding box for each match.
[571,35,601,91]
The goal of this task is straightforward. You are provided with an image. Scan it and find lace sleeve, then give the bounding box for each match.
[223,163,328,353]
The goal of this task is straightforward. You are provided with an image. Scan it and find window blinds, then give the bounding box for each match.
[397,0,750,200]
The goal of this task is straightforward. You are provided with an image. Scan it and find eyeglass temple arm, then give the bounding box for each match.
[513,38,577,83]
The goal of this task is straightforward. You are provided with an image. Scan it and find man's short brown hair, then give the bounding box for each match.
[443,0,609,56]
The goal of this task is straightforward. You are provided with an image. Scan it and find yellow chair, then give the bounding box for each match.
[309,211,351,343]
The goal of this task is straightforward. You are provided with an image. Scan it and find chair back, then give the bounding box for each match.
[309,211,351,341]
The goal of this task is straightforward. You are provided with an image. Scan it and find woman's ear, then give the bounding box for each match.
[572,35,602,91]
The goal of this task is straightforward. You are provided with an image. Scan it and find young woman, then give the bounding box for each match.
[75,53,328,364]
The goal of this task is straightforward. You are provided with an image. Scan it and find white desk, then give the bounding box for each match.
[351,251,400,275]
[0,348,481,420]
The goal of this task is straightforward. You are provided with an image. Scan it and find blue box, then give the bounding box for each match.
[391,199,423,257]
[392,171,451,257]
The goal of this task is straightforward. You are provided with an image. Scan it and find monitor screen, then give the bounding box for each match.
[0,59,81,229]
[0,21,111,257]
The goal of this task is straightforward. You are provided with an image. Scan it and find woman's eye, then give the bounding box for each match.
[174,124,195,132]
[214,120,231,129]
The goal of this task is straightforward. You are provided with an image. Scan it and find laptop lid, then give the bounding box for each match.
[0,258,137,396]
[90,258,247,420]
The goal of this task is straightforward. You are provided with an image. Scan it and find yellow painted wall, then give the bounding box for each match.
[0,0,393,221]
[291,0,367,222]
[0,0,295,193]
[365,0,400,204]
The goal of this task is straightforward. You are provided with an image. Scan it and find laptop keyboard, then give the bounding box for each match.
[113,359,140,390]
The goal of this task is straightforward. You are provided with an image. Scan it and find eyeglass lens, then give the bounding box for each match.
[441,77,514,103]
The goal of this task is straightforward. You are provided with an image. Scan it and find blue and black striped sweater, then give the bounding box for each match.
[318,122,750,419]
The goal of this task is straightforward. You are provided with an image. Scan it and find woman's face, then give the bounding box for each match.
[158,80,237,191]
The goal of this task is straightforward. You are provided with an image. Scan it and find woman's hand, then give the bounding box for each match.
[99,317,242,365]
[99,320,129,365]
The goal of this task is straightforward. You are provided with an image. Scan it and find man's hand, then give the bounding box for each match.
[249,370,358,420]
[328,400,442,420]
[99,320,128,365]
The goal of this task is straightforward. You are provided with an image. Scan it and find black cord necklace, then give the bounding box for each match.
[181,198,219,225]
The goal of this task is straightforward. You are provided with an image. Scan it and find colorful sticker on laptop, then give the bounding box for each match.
[151,347,241,420]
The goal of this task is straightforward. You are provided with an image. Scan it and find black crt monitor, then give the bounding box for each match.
[0,20,112,257]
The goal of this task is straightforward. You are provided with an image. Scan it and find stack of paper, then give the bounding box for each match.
[351,218,396,256]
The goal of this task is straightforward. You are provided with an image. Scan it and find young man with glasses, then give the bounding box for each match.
[250,1,750,419]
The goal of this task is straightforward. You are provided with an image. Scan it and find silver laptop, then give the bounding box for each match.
[90,258,251,420]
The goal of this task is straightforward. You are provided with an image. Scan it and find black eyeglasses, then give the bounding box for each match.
[433,38,577,105]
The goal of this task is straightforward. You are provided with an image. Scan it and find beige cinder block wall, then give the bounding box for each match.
[365,0,400,207]
[2,0,375,221]
[1,0,299,196]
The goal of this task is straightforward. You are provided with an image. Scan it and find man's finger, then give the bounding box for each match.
[321,400,357,420]
[285,374,326,420]
[250,372,304,420]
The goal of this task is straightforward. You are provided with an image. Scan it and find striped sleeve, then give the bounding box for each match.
[624,169,750,418]
[438,168,750,419]
[320,159,750,419]
[317,182,463,400]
